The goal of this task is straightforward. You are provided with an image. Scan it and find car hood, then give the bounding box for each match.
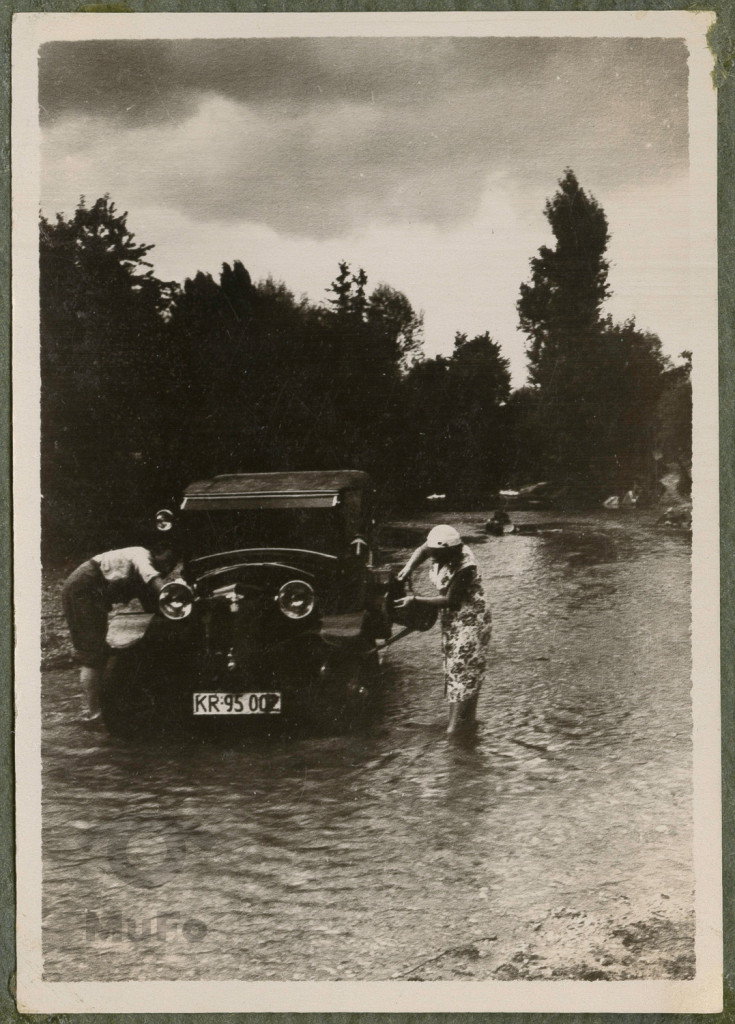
[185,547,339,591]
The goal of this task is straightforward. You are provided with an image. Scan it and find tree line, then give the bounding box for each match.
[40,170,691,558]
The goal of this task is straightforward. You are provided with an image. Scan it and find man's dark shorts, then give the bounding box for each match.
[61,560,111,668]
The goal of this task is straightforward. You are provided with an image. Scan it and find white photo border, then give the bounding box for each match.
[12,9,721,1013]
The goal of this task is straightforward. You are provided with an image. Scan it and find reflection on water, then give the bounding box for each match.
[42,512,693,980]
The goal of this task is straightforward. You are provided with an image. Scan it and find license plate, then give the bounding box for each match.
[192,692,282,716]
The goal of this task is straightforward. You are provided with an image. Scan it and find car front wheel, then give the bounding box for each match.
[99,650,167,740]
[326,645,381,733]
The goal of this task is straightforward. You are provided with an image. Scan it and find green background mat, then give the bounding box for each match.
[1,1,731,1021]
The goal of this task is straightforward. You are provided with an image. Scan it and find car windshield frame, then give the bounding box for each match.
[180,504,350,561]
[178,473,374,562]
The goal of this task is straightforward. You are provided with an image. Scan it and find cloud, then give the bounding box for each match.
[102,165,690,388]
[40,37,687,126]
[41,37,687,239]
[40,35,693,382]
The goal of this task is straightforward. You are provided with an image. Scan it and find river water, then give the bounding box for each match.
[41,511,694,981]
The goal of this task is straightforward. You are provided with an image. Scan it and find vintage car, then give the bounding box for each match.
[99,470,434,738]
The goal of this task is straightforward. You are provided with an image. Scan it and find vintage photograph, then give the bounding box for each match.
[13,11,720,1013]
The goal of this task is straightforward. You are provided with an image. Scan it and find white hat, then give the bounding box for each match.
[426,525,462,550]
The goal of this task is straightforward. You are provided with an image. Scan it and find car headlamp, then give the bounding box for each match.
[159,579,194,620]
[155,508,175,532]
[277,579,315,620]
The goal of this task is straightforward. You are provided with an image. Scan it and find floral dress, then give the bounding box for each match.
[429,545,491,702]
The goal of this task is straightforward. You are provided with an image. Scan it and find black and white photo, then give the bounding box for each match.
[12,11,720,1013]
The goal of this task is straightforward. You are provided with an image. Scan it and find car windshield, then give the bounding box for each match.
[181,507,346,559]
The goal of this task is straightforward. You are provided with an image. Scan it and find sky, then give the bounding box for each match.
[39,35,691,383]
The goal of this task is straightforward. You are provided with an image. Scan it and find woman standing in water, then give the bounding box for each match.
[395,525,490,734]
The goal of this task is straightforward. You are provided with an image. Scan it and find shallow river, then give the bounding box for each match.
[41,511,693,981]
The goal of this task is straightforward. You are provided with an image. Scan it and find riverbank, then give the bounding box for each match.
[393,897,694,980]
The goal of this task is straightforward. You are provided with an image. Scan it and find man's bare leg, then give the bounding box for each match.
[80,665,103,721]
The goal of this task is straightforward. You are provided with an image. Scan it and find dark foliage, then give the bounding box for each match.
[40,196,176,553]
[40,184,691,558]
[518,168,611,390]
[517,170,679,500]
[655,352,692,487]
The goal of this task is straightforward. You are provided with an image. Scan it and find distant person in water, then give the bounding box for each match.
[621,483,642,507]
[486,509,514,535]
[62,544,177,722]
[395,525,490,734]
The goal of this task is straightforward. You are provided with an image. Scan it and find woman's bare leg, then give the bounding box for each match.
[446,694,478,734]
[446,701,461,733]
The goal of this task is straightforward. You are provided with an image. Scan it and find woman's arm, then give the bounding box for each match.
[394,566,475,611]
[396,543,430,581]
[394,591,448,611]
